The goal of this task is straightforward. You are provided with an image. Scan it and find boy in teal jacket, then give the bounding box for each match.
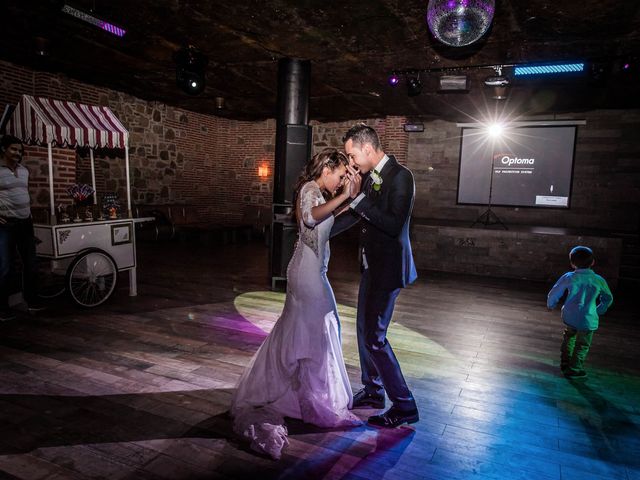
[547,246,613,378]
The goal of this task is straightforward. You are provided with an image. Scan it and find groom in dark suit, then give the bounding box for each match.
[332,123,419,428]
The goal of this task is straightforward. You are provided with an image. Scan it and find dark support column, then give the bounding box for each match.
[273,58,311,205]
[270,58,312,290]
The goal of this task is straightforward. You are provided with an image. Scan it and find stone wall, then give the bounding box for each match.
[412,223,623,288]
[2,58,636,235]
[0,60,407,225]
[0,60,276,225]
[408,113,640,233]
[310,116,409,164]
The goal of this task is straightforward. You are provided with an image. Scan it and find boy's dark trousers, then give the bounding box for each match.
[560,326,594,373]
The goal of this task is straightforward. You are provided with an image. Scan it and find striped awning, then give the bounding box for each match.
[5,95,128,149]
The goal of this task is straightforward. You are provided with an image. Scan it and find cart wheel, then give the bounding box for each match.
[66,249,117,307]
[36,257,67,299]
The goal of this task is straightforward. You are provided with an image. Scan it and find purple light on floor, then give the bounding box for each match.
[388,74,400,86]
[99,21,126,37]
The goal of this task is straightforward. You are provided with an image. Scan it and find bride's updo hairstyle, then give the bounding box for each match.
[293,148,349,203]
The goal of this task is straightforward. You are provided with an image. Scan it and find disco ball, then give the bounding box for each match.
[427,0,495,47]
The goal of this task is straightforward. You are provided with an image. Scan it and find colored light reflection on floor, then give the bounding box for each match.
[233,291,461,379]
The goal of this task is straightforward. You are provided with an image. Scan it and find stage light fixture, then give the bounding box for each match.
[174,46,208,95]
[438,75,468,92]
[407,75,422,97]
[487,123,503,137]
[404,123,425,132]
[484,66,510,100]
[61,4,126,37]
[34,37,50,57]
[388,73,400,86]
[618,57,637,75]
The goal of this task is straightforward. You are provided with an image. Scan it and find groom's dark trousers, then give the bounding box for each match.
[332,155,418,412]
[357,266,415,410]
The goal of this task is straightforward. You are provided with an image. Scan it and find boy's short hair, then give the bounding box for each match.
[570,246,594,269]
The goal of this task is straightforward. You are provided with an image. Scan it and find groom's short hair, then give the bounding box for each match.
[343,123,381,151]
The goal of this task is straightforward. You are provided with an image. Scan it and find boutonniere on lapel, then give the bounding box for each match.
[370,169,383,192]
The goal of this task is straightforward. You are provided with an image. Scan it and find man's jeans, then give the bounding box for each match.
[0,217,38,308]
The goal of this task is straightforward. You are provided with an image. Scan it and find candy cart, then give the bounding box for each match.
[5,95,153,307]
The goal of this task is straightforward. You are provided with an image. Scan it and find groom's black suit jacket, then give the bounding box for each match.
[331,155,418,290]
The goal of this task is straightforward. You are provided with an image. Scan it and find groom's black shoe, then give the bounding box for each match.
[368,406,419,428]
[352,389,385,409]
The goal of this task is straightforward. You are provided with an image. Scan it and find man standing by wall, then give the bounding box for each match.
[0,135,43,320]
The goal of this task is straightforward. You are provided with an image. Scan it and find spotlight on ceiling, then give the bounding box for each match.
[487,123,503,138]
[34,37,50,57]
[388,73,400,86]
[617,57,636,75]
[484,66,510,100]
[407,75,422,97]
[174,46,208,95]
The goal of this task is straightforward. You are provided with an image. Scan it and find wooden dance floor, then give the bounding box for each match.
[0,239,638,479]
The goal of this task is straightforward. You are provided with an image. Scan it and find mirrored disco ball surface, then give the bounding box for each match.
[427,0,495,47]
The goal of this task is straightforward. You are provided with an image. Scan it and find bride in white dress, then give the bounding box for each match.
[231,148,362,459]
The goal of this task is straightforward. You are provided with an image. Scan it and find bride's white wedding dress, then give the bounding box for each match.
[231,181,360,459]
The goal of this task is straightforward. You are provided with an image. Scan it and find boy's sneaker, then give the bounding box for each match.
[0,308,17,322]
[565,370,587,378]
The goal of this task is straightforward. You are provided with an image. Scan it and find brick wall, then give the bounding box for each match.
[0,60,278,225]
[311,117,408,164]
[6,59,635,234]
[21,146,77,211]
[0,59,408,226]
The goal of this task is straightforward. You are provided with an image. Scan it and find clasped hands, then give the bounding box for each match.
[343,164,362,199]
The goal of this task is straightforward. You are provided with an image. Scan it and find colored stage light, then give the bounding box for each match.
[62,5,126,37]
[514,63,584,76]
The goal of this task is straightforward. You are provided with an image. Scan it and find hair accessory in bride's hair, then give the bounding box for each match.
[324,151,341,166]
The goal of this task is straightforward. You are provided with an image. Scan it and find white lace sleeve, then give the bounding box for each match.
[299,181,324,228]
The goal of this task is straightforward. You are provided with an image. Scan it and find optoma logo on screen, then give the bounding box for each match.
[496,154,535,166]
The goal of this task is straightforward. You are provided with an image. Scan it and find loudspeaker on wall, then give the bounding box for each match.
[273,124,312,204]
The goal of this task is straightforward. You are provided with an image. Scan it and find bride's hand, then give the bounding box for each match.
[340,176,351,199]
[346,169,362,198]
